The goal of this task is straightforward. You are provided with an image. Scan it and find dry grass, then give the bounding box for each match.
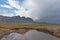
[0,22,60,28]
[0,21,60,38]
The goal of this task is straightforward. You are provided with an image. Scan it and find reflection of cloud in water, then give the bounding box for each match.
[25,30,59,40]
[1,33,25,40]
[1,30,59,40]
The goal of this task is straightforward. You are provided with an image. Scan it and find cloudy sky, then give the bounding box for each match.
[0,0,60,23]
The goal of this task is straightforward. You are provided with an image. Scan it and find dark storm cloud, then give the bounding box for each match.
[29,0,60,23]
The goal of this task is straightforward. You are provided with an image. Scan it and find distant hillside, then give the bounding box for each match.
[0,15,34,22]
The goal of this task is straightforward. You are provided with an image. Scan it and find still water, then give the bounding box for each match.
[1,30,59,40]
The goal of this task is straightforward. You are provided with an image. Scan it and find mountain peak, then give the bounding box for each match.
[0,15,34,22]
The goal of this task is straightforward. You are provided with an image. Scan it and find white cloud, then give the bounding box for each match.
[0,5,12,8]
[15,6,29,17]
[23,0,36,9]
[23,0,60,20]
[8,0,35,17]
[8,0,20,9]
[7,0,60,23]
[8,0,27,16]
[0,14,14,17]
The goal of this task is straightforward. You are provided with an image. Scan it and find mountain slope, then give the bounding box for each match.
[0,15,34,22]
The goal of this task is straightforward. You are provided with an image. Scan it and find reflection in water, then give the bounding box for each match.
[1,30,59,40]
[25,30,59,40]
[1,33,25,40]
